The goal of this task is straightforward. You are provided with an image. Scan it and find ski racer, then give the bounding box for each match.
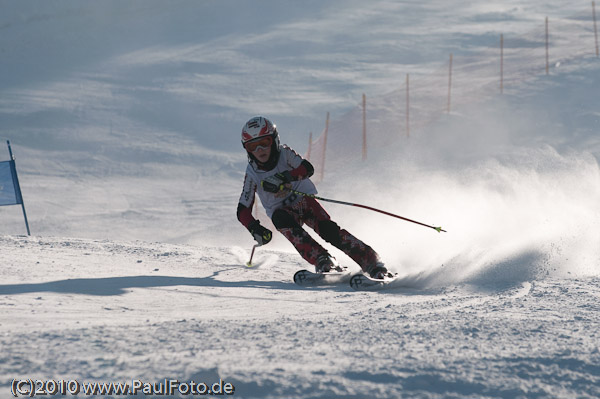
[236,116,391,279]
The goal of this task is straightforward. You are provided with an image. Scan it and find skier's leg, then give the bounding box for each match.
[325,223,381,273]
[303,197,381,273]
[271,207,331,268]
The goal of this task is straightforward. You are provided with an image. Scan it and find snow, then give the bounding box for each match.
[1,1,600,398]
[2,235,599,398]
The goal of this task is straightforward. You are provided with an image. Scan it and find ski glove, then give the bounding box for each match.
[248,220,272,246]
[261,171,293,193]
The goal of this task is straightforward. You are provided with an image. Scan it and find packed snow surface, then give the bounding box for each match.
[2,235,599,398]
[1,0,600,398]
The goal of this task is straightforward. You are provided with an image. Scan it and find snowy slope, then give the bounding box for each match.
[1,235,599,398]
[1,0,600,398]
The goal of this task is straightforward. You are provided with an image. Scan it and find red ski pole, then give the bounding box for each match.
[288,188,447,233]
[246,244,258,267]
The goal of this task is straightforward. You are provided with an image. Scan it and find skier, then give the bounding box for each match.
[236,116,390,279]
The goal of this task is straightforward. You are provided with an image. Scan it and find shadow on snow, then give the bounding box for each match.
[0,269,299,296]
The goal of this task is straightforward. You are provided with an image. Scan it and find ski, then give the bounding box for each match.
[349,273,401,291]
[293,268,351,287]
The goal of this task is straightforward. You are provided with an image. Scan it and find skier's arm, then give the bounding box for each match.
[290,159,314,180]
[238,173,272,246]
[238,172,258,228]
[280,145,314,181]
[237,203,272,246]
[261,149,315,194]
[264,159,313,188]
[237,202,256,229]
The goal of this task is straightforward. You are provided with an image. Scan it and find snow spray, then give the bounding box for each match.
[322,145,600,288]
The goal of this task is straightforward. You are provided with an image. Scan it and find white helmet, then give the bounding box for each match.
[241,116,279,145]
[241,116,281,167]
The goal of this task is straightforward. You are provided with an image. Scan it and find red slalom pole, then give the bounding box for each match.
[288,188,446,233]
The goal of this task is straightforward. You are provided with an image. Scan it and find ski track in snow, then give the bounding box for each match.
[1,235,598,399]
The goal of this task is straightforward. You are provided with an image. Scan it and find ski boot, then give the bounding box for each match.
[367,262,392,280]
[315,254,339,273]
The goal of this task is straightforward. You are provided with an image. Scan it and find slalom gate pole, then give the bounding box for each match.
[7,140,31,236]
[287,188,447,233]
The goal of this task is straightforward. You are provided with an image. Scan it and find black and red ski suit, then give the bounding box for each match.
[237,145,380,272]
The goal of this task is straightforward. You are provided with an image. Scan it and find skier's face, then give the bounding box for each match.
[251,143,271,163]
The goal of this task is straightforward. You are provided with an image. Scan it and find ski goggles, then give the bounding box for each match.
[244,136,273,152]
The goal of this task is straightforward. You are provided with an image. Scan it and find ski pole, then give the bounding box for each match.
[287,188,447,233]
[246,244,258,267]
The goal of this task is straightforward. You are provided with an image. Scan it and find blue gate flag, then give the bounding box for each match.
[2,140,30,235]
[0,160,23,206]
